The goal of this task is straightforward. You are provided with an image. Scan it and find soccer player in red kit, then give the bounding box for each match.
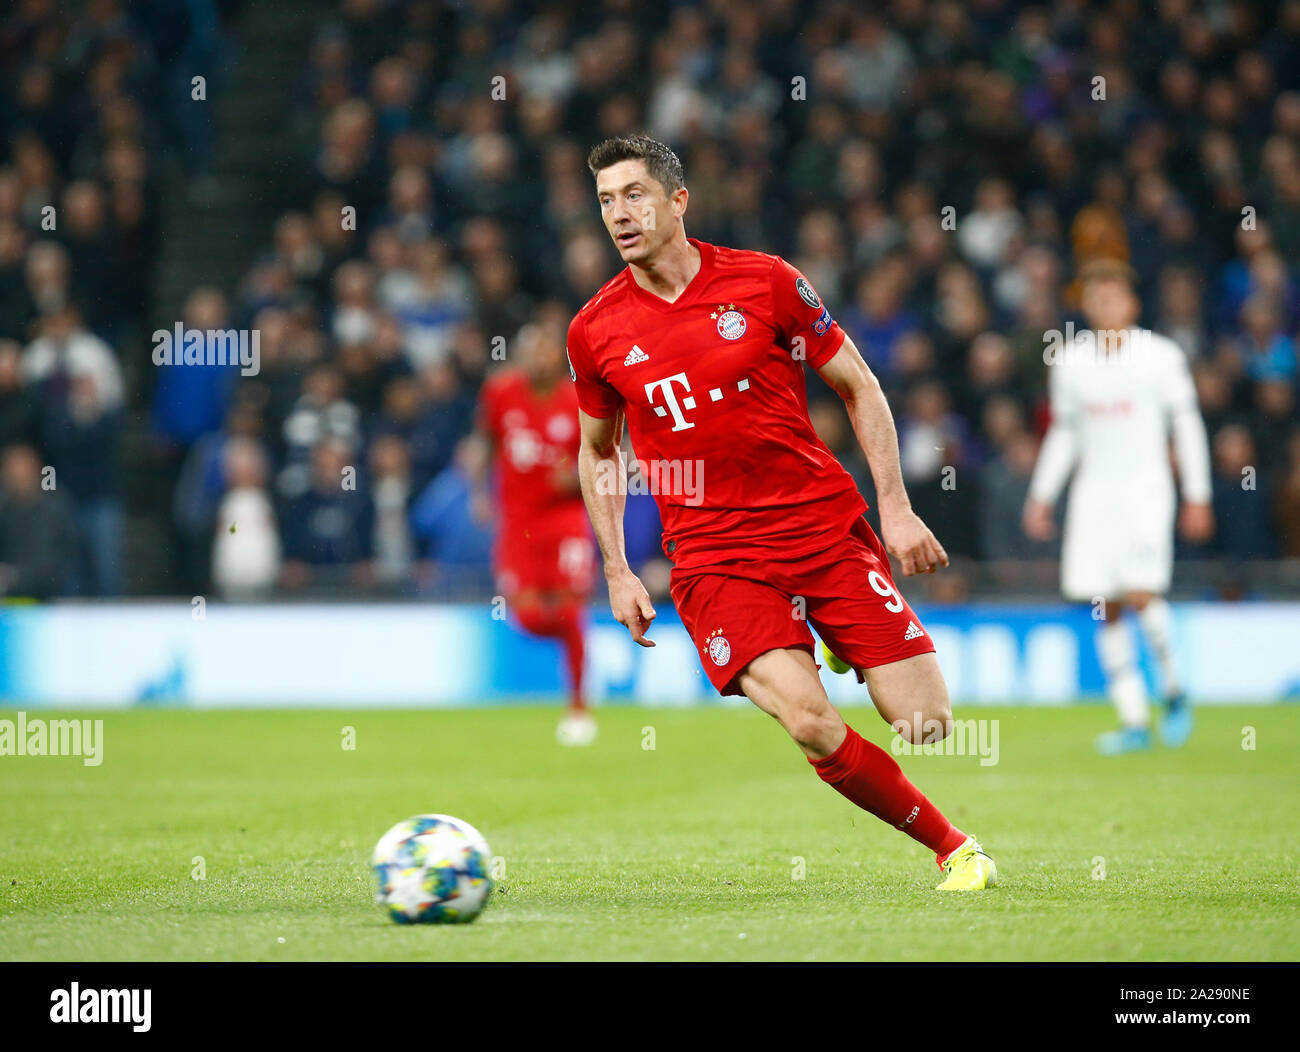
[475,318,598,746]
[569,135,996,889]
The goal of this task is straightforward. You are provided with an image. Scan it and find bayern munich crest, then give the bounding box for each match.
[706,630,732,667]
[716,310,747,340]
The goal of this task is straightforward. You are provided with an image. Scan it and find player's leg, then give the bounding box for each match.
[514,587,587,705]
[737,646,969,856]
[512,585,595,745]
[1119,492,1179,704]
[804,518,951,742]
[862,652,952,745]
[788,518,995,888]
[1094,597,1152,754]
[501,532,596,745]
[673,564,994,890]
[1127,589,1193,747]
[1062,495,1152,753]
[735,645,845,757]
[553,536,596,743]
[1127,591,1175,693]
[739,648,992,890]
[547,587,594,745]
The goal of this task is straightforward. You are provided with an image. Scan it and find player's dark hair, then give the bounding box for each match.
[586,134,685,194]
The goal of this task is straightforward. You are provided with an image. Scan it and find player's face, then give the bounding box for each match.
[595,160,683,265]
[519,325,567,385]
[1081,278,1139,331]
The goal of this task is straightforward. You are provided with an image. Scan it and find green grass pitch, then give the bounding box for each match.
[1,704,1296,961]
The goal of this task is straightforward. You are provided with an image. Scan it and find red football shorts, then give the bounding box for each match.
[495,525,595,597]
[670,516,935,695]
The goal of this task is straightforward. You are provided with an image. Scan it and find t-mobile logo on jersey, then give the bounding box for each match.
[644,371,752,432]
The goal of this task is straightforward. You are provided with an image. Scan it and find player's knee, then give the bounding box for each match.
[890,699,953,744]
[1126,591,1153,612]
[780,700,843,754]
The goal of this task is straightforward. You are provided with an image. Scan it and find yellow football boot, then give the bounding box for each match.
[936,835,998,891]
[820,639,853,675]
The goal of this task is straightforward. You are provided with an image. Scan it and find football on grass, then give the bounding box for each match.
[371,814,493,924]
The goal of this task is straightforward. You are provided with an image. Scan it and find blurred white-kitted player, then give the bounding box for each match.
[1023,260,1214,754]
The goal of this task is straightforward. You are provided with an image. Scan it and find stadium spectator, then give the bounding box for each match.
[151,287,242,450]
[24,305,123,596]
[960,332,1029,454]
[958,177,1023,270]
[278,436,373,590]
[1274,430,1300,558]
[1211,424,1276,560]
[897,379,976,557]
[1253,379,1298,477]
[0,339,40,448]
[1234,295,1298,382]
[22,240,72,323]
[58,180,129,341]
[840,261,919,377]
[367,431,413,589]
[211,436,280,600]
[409,436,493,596]
[0,216,30,338]
[280,363,362,477]
[173,398,268,594]
[979,429,1059,563]
[402,358,475,493]
[389,239,473,369]
[1155,264,1210,360]
[0,442,77,600]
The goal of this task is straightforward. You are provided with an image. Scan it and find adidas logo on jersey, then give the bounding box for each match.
[623,345,649,366]
[903,621,924,641]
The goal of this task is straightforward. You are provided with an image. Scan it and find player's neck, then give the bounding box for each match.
[629,236,701,303]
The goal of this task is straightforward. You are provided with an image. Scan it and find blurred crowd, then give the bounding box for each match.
[0,0,228,596]
[3,0,1300,600]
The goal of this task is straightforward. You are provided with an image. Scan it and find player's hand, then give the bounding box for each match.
[607,568,656,647]
[1179,501,1214,543]
[1022,498,1056,541]
[880,505,949,576]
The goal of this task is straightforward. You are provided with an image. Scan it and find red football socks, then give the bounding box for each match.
[810,724,967,858]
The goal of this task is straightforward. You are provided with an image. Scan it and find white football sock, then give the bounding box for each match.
[1136,597,1181,697]
[1097,620,1149,729]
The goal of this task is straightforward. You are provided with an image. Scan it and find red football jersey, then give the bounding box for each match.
[478,369,588,537]
[566,239,866,569]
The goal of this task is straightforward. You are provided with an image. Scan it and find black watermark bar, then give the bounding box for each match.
[0,962,1291,1039]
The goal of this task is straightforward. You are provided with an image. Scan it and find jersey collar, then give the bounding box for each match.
[623,238,713,312]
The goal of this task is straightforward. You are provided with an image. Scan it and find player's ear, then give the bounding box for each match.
[673,185,688,219]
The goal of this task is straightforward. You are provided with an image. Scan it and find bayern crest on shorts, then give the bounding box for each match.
[706,630,732,666]
[717,310,746,340]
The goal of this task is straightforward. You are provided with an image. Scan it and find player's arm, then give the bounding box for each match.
[460,429,494,525]
[467,381,499,525]
[1165,344,1214,542]
[1023,358,1077,541]
[577,407,656,646]
[816,334,949,576]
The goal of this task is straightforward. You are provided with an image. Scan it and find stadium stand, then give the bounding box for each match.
[2,0,1299,600]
